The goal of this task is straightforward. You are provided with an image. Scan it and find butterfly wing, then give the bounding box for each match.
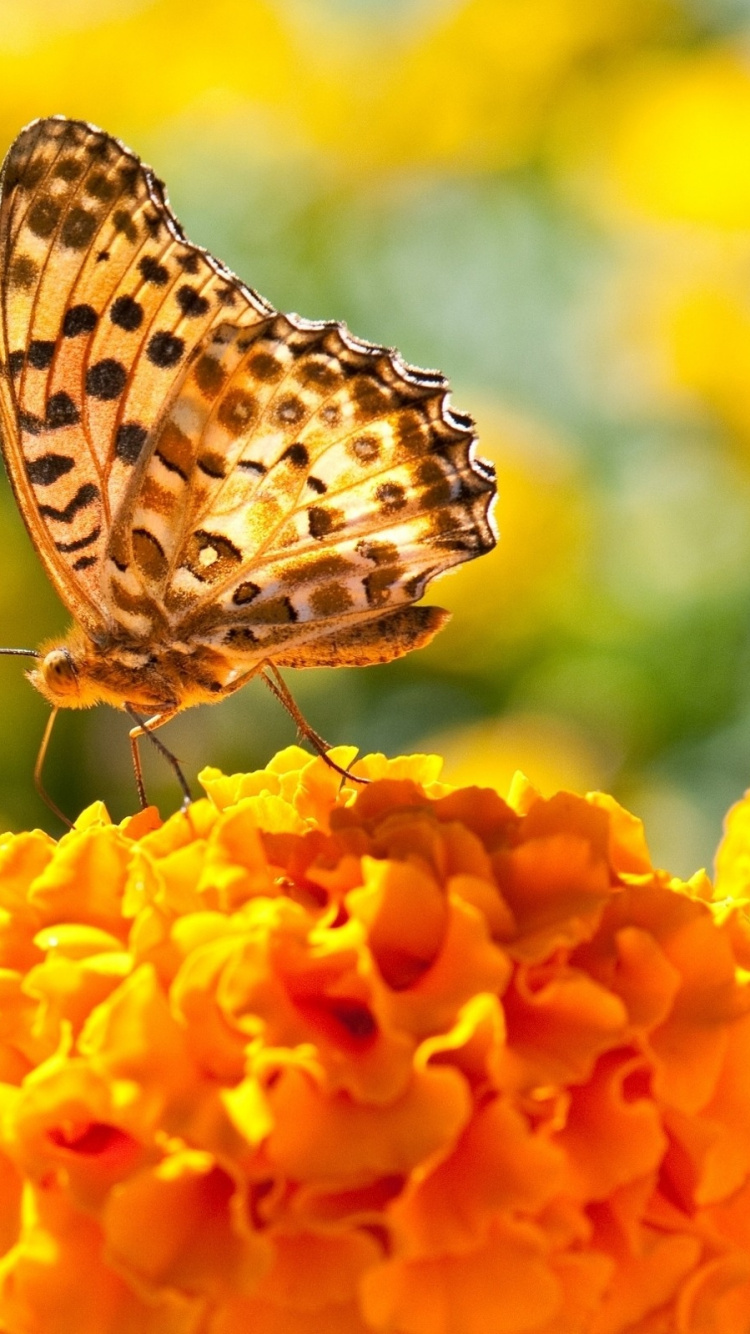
[0,116,270,639]
[105,315,496,677]
[0,115,496,680]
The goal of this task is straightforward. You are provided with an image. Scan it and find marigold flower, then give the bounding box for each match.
[1,745,750,1333]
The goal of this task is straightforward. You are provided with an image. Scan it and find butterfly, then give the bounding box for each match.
[0,116,496,821]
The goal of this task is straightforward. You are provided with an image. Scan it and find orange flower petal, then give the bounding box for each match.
[361,1215,561,1334]
[1,751,750,1330]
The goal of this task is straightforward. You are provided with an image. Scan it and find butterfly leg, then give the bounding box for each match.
[125,707,192,809]
[34,707,74,829]
[260,664,368,785]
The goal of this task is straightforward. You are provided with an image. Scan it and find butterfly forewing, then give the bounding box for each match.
[0,116,269,636]
[0,115,496,701]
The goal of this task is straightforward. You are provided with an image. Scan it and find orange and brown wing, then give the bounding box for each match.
[0,116,269,638]
[0,115,496,668]
[104,315,496,672]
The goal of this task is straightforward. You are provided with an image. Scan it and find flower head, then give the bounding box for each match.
[0,746,749,1333]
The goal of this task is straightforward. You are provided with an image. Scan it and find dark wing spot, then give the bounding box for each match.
[132,528,167,581]
[175,284,209,318]
[8,256,38,290]
[225,626,257,646]
[282,553,352,588]
[8,350,24,377]
[143,212,162,238]
[281,443,308,468]
[46,392,80,429]
[63,304,98,337]
[217,388,257,433]
[86,359,127,400]
[301,358,339,389]
[364,565,401,606]
[53,157,83,182]
[276,396,304,425]
[197,454,226,479]
[353,377,391,419]
[85,170,116,201]
[18,410,44,435]
[72,554,97,571]
[183,529,243,583]
[155,422,192,479]
[27,340,56,370]
[357,539,399,565]
[349,435,380,465]
[307,476,327,494]
[215,286,237,306]
[193,354,226,398]
[61,207,98,250]
[156,451,187,480]
[112,209,137,242]
[88,136,110,161]
[119,164,140,195]
[176,252,200,274]
[39,483,99,523]
[248,352,283,382]
[55,526,100,553]
[418,458,453,506]
[27,197,61,238]
[237,458,266,475]
[110,295,143,331]
[15,157,47,190]
[115,422,148,464]
[3,165,22,192]
[308,507,341,539]
[26,453,75,486]
[232,580,261,605]
[194,530,241,563]
[138,255,169,286]
[250,596,297,624]
[310,582,353,616]
[147,332,185,368]
[375,481,407,513]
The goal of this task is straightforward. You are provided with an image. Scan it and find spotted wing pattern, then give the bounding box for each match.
[105,317,496,668]
[0,116,496,675]
[0,116,269,636]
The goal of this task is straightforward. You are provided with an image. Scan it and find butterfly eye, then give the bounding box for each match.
[40,648,78,695]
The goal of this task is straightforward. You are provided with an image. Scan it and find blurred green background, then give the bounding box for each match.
[1,0,750,872]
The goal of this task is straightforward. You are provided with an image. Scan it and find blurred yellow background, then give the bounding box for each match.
[0,0,748,874]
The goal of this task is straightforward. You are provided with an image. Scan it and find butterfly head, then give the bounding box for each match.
[27,630,111,707]
[30,646,81,705]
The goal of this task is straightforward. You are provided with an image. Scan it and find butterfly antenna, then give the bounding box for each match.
[0,648,39,656]
[34,708,73,830]
[260,664,369,785]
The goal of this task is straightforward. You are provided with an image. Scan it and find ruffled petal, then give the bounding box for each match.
[0,752,749,1332]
